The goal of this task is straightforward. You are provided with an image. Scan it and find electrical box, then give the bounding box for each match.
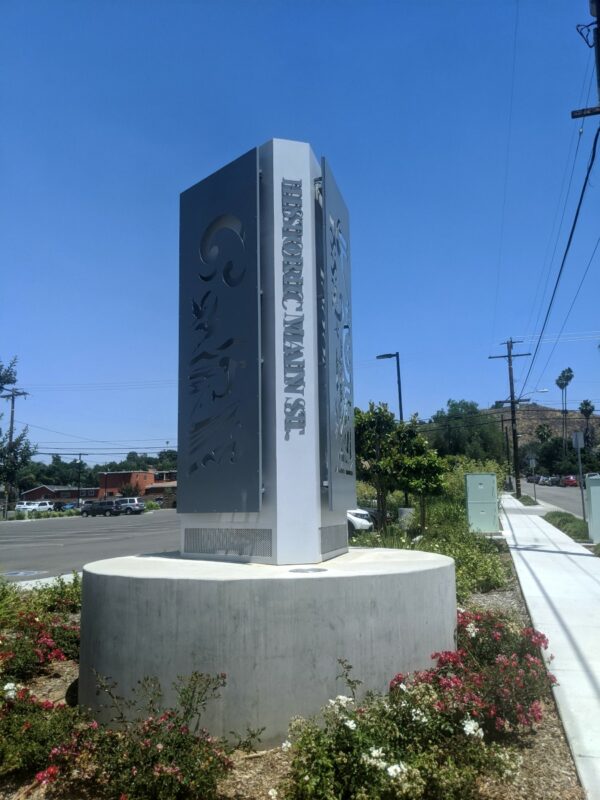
[587,476,600,544]
[465,473,499,533]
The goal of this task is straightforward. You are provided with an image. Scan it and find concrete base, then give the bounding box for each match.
[80,548,456,745]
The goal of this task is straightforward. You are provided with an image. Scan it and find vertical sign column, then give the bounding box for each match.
[319,159,355,514]
[178,148,261,513]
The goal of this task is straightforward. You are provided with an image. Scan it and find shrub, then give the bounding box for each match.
[45,672,234,800]
[29,573,82,614]
[286,611,552,798]
[518,494,537,506]
[144,501,160,510]
[0,610,79,681]
[410,522,508,601]
[286,667,520,799]
[0,687,82,777]
[544,511,589,541]
[390,609,555,737]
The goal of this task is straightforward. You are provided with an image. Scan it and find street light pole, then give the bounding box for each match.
[376,352,403,422]
[376,351,408,507]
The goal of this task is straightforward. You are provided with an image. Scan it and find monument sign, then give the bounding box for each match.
[79,141,457,743]
[178,139,355,564]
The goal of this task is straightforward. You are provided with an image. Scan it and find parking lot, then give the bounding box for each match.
[0,510,179,581]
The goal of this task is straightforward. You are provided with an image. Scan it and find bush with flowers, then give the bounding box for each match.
[0,609,79,682]
[285,609,555,799]
[0,575,81,682]
[0,686,81,777]
[36,671,234,800]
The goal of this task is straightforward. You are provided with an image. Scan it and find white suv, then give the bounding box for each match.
[15,501,37,512]
[347,509,374,533]
[115,497,146,515]
[33,501,55,512]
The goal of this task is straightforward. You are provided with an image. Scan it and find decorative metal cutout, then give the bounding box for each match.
[319,160,355,512]
[178,149,261,513]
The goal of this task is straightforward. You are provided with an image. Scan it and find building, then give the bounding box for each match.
[20,485,100,502]
[98,471,156,498]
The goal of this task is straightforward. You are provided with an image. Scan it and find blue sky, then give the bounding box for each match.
[1,1,599,465]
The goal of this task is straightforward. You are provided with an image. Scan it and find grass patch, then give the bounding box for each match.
[544,511,589,542]
[518,494,538,506]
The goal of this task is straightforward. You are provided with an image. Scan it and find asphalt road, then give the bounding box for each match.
[0,510,180,582]
[519,481,587,518]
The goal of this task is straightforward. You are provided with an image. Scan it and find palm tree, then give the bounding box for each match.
[579,399,595,447]
[556,368,574,453]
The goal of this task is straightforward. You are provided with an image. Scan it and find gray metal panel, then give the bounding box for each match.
[183,528,272,558]
[319,159,355,512]
[178,148,261,512]
[465,473,497,504]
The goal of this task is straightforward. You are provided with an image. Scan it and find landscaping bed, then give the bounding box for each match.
[0,561,585,800]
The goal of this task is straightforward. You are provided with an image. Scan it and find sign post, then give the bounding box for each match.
[572,431,586,522]
[529,456,537,503]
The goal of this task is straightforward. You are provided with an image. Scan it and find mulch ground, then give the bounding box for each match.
[0,560,586,799]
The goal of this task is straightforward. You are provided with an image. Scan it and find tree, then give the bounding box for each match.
[426,400,504,462]
[0,357,17,392]
[354,403,445,531]
[556,368,574,453]
[0,356,35,516]
[355,403,398,526]
[579,399,595,448]
[535,424,553,444]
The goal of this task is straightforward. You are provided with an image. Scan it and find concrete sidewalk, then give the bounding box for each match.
[501,494,600,800]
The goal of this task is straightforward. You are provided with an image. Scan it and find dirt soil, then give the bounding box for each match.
[0,566,586,800]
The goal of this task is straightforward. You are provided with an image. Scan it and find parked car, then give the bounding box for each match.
[115,497,146,515]
[538,476,551,486]
[347,509,374,533]
[559,475,578,487]
[81,500,122,517]
[15,500,37,512]
[31,501,55,512]
[525,475,536,483]
[548,475,561,486]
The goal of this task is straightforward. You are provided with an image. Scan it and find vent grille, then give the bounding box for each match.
[320,524,348,555]
[184,528,273,558]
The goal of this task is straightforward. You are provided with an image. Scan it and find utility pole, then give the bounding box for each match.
[572,1,600,118]
[489,339,531,499]
[77,453,88,508]
[1,387,29,519]
[500,413,512,489]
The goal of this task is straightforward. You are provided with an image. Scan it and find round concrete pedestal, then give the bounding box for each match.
[80,548,455,745]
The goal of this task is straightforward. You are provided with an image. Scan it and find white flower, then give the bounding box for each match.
[466,622,478,638]
[387,763,407,778]
[328,694,353,708]
[462,717,484,738]
[281,740,291,751]
[411,708,427,723]
[396,682,407,692]
[268,790,278,799]
[2,683,17,699]
[362,749,387,770]
[344,719,357,730]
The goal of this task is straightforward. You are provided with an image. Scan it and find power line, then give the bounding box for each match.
[529,235,600,391]
[520,124,600,396]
